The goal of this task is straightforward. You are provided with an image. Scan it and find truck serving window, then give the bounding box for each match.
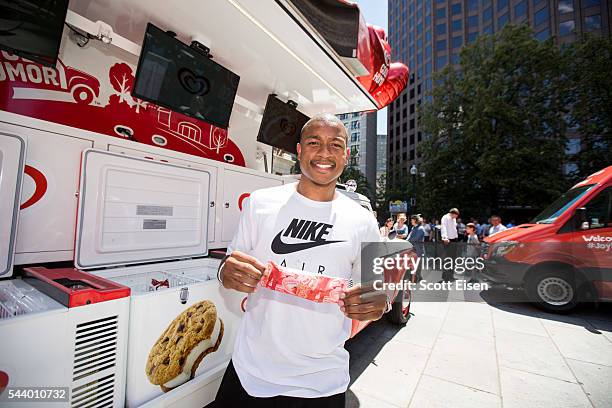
[532,185,594,224]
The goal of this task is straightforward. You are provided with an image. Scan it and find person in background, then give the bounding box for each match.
[506,219,516,228]
[489,215,507,237]
[407,214,426,281]
[380,218,394,239]
[465,223,480,283]
[481,218,490,239]
[456,218,466,242]
[422,217,431,242]
[394,213,409,240]
[440,208,460,281]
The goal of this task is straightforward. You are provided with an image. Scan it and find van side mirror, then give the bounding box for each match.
[575,207,588,230]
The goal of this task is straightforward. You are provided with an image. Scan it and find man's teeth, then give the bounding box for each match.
[314,163,333,168]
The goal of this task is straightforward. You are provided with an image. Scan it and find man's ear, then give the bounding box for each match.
[296,142,302,161]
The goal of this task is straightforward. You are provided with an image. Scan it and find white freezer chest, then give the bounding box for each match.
[74,150,243,407]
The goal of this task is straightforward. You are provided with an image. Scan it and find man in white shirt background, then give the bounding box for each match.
[214,113,386,407]
[440,208,460,282]
[489,215,508,237]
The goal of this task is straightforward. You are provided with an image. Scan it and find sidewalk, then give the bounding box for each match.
[345,297,612,407]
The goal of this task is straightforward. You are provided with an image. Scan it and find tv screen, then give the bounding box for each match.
[133,23,240,129]
[257,95,309,155]
[0,0,69,66]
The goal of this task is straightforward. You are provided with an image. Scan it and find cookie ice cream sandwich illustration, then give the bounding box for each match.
[146,300,224,392]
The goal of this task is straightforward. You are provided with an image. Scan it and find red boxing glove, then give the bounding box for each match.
[260,262,348,304]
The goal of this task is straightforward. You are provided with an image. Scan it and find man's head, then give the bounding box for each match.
[297,113,349,187]
[397,213,407,224]
[466,223,476,234]
[491,215,502,226]
[449,208,460,219]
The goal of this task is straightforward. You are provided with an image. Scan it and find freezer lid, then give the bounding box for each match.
[75,149,210,270]
[0,133,26,278]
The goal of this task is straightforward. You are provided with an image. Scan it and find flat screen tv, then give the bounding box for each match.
[257,94,309,155]
[133,23,240,129]
[0,0,69,66]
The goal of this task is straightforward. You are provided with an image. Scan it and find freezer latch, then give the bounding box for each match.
[179,287,189,304]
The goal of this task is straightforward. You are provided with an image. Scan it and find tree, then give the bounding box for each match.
[419,24,570,219]
[563,34,612,180]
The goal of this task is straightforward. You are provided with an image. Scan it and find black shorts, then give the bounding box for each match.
[214,360,346,408]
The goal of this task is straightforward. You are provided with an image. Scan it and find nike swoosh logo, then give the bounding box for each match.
[271,231,345,254]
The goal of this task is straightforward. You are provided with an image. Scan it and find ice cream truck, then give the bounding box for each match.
[0,1,408,407]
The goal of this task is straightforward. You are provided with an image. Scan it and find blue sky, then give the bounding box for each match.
[354,0,388,134]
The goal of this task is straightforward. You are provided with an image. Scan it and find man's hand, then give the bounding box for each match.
[443,238,450,244]
[339,283,388,321]
[220,251,265,293]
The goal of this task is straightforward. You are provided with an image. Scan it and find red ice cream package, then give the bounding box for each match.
[259,262,348,304]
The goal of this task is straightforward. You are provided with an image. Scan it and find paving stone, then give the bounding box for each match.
[409,375,501,408]
[424,332,500,395]
[393,314,445,349]
[495,328,575,382]
[491,307,548,337]
[566,358,612,408]
[544,322,612,367]
[350,340,430,407]
[499,366,592,408]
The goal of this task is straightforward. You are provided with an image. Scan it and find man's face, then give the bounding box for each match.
[451,213,458,219]
[491,217,500,226]
[297,122,348,187]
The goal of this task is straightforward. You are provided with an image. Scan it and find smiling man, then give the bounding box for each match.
[214,113,385,407]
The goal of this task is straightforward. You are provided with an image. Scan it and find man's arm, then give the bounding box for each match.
[219,196,265,292]
[440,215,449,241]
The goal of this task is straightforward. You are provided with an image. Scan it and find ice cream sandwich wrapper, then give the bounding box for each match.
[259,262,348,303]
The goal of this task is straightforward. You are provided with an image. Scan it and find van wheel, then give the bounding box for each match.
[387,289,411,324]
[525,268,579,313]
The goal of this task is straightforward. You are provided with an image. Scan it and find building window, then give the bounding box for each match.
[468,0,478,11]
[410,134,415,145]
[402,93,407,103]
[452,19,462,31]
[410,150,415,160]
[410,119,415,129]
[410,104,415,114]
[436,23,446,35]
[514,1,527,18]
[468,32,478,43]
[535,27,550,41]
[425,30,432,42]
[351,133,359,142]
[452,35,463,48]
[483,7,492,22]
[425,45,432,58]
[498,0,508,11]
[402,138,407,147]
[584,0,600,7]
[483,25,493,34]
[498,13,509,28]
[559,20,575,36]
[535,6,548,26]
[403,108,407,118]
[350,120,360,130]
[410,88,415,99]
[468,15,479,30]
[585,14,602,31]
[451,53,460,64]
[436,55,448,68]
[418,132,423,142]
[436,8,446,19]
[402,123,407,132]
[436,39,447,51]
[417,84,422,94]
[451,3,461,15]
[425,61,432,75]
[558,0,573,14]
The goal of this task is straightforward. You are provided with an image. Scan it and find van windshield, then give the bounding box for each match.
[532,185,594,224]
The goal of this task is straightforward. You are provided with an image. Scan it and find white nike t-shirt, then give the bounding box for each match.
[226,182,380,398]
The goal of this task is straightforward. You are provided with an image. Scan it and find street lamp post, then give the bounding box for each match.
[410,164,417,215]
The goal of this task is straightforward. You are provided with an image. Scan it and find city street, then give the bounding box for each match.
[346,290,612,408]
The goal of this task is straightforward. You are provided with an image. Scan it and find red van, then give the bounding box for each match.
[483,166,612,313]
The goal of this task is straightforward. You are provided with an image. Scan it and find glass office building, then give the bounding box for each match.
[387,0,611,180]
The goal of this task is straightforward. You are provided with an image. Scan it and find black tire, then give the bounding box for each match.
[387,289,411,324]
[525,267,580,313]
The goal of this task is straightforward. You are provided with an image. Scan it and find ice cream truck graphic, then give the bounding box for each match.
[1,51,100,105]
